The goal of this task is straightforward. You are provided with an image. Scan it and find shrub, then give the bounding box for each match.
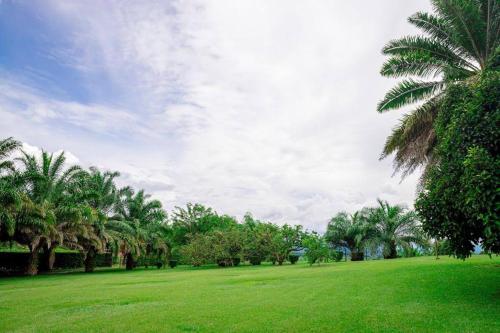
[288,254,299,264]
[330,250,343,262]
[248,256,262,265]
[180,234,212,266]
[168,260,178,268]
[350,251,364,261]
[303,232,329,265]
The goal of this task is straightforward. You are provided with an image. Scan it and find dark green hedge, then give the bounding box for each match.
[0,252,113,275]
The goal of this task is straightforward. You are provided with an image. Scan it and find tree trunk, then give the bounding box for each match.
[84,247,96,273]
[384,241,398,259]
[39,245,56,272]
[26,249,39,276]
[125,253,135,270]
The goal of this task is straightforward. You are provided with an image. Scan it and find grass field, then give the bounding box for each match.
[0,256,499,332]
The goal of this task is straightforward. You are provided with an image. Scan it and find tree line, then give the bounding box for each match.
[0,139,430,275]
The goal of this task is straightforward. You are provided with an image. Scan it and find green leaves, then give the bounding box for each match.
[377,79,443,112]
[416,70,500,258]
[378,0,499,178]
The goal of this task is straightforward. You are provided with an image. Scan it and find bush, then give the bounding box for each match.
[180,234,212,266]
[54,253,84,269]
[0,252,29,275]
[330,250,343,262]
[217,257,241,267]
[350,251,364,261]
[95,253,113,267]
[168,260,178,268]
[248,256,262,265]
[288,254,299,264]
[0,251,112,276]
[303,233,329,265]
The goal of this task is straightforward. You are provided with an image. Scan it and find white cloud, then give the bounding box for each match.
[1,0,431,231]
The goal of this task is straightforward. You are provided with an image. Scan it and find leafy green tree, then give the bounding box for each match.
[416,70,499,258]
[210,229,244,266]
[367,199,426,259]
[303,232,329,265]
[325,211,371,261]
[268,224,303,265]
[242,214,273,265]
[378,0,499,178]
[170,203,215,245]
[179,233,212,267]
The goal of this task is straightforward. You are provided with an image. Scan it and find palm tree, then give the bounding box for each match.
[76,167,121,272]
[15,151,87,273]
[0,137,21,239]
[0,137,20,172]
[378,0,499,179]
[109,189,167,270]
[367,199,426,259]
[325,210,372,261]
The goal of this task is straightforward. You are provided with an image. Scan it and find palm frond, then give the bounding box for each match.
[377,79,444,112]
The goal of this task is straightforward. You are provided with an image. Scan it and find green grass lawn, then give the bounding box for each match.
[1,256,498,332]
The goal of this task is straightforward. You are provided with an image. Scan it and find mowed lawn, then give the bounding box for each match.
[1,256,499,333]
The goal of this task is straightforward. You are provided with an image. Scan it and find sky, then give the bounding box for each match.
[0,0,432,231]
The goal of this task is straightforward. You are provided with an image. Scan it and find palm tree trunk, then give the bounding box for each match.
[384,241,398,259]
[40,245,56,272]
[125,252,135,270]
[26,246,39,276]
[84,247,96,273]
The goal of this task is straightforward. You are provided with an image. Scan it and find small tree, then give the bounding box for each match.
[303,232,329,265]
[179,234,212,267]
[268,224,303,265]
[210,229,244,267]
[366,199,426,259]
[242,214,272,265]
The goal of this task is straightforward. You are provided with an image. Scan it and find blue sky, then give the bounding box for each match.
[0,0,431,231]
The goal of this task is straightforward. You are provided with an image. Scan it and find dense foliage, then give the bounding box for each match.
[378,0,499,179]
[416,70,500,258]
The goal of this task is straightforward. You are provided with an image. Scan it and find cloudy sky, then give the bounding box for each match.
[0,0,431,231]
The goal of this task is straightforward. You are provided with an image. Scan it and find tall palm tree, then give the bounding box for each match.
[76,167,121,272]
[378,0,499,179]
[109,189,167,270]
[325,210,372,261]
[16,151,87,273]
[367,199,426,259]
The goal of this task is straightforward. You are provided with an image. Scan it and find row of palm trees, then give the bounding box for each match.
[0,137,169,275]
[326,199,425,260]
